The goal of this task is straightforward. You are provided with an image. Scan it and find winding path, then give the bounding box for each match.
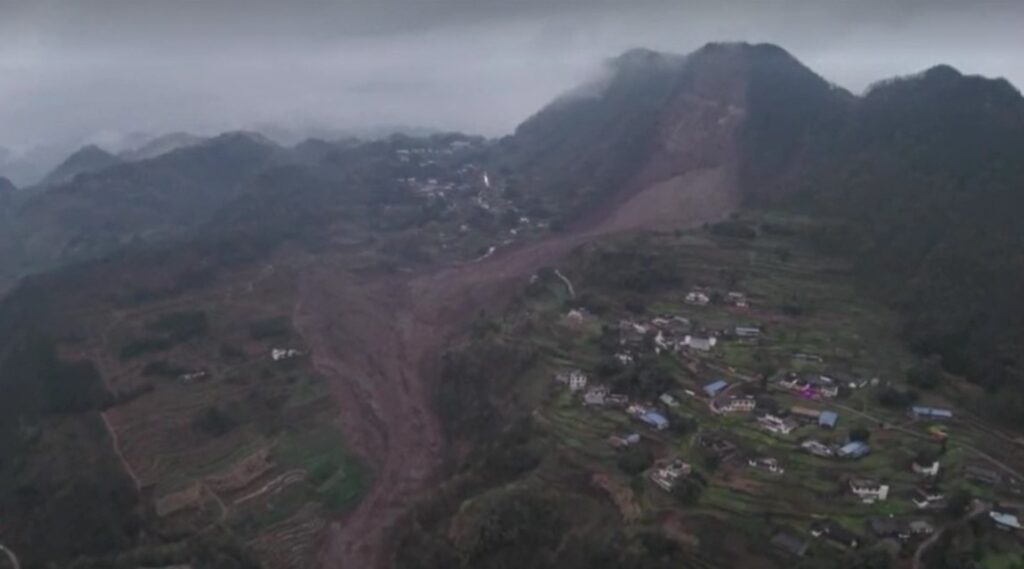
[0,544,19,569]
[554,269,576,299]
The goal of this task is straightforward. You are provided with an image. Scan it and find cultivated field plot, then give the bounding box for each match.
[52,256,367,569]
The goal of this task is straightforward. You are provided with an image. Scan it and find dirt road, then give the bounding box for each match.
[295,164,738,569]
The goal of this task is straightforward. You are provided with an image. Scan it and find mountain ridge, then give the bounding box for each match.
[40,144,123,187]
[2,40,1024,569]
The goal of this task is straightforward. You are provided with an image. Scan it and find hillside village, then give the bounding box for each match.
[451,222,1024,568]
[375,136,550,263]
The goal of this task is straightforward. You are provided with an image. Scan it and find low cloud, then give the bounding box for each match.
[0,0,1021,154]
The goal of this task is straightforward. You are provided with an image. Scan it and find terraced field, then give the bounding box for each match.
[48,256,367,569]
[452,217,1024,567]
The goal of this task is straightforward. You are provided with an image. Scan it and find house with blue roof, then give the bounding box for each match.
[703,380,729,398]
[838,441,870,459]
[819,411,839,429]
[640,410,670,431]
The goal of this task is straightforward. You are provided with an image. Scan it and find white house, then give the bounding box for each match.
[748,457,784,474]
[912,487,945,509]
[720,396,757,413]
[659,393,680,408]
[685,291,710,306]
[583,387,608,406]
[990,511,1023,531]
[654,331,671,353]
[271,348,302,361]
[614,352,634,366]
[849,479,890,503]
[735,326,761,338]
[912,460,941,477]
[726,291,749,308]
[759,414,797,436]
[683,335,718,352]
[801,440,834,457]
[651,459,692,491]
[568,370,588,392]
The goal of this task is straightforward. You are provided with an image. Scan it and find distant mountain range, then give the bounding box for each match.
[1,41,1022,391]
[39,145,123,187]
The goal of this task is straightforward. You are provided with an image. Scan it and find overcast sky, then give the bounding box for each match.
[1,0,1022,152]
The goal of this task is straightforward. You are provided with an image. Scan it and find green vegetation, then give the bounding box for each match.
[400,219,1024,569]
[764,68,1024,429]
[274,427,368,514]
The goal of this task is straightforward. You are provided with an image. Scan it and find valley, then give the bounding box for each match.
[0,41,1023,569]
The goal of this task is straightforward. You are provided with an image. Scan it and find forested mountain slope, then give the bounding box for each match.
[765,65,1024,404]
[0,133,282,283]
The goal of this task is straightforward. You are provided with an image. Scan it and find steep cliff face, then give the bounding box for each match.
[508,42,845,230]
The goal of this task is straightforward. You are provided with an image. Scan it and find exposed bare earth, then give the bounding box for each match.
[294,172,738,568]
[295,122,743,568]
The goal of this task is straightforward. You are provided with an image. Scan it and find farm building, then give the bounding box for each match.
[720,396,756,413]
[684,335,718,351]
[758,414,798,436]
[910,406,953,420]
[726,291,749,308]
[912,487,946,509]
[801,440,834,457]
[703,380,729,398]
[651,459,691,491]
[837,441,870,459]
[735,326,761,338]
[912,459,940,477]
[568,370,588,392]
[748,456,784,474]
[271,348,302,361]
[640,410,670,431]
[849,478,889,503]
[790,406,821,422]
[818,411,839,429]
[583,387,608,406]
[990,512,1023,531]
[685,291,710,306]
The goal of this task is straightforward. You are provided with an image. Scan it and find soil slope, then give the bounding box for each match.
[295,153,739,569]
[294,43,755,569]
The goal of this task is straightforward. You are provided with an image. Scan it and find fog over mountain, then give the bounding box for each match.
[3,3,1024,566]
[0,0,1021,184]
